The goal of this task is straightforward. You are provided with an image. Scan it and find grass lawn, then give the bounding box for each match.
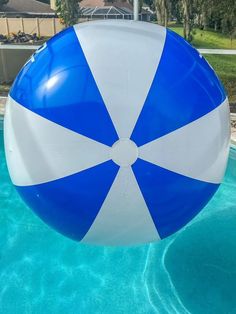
[204,55,236,104]
[169,25,236,49]
[168,24,236,103]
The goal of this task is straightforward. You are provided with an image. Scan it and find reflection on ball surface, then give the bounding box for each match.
[4,21,230,245]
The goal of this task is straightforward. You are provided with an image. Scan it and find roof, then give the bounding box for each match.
[1,0,54,13]
[79,0,151,16]
[80,5,134,16]
[80,0,133,10]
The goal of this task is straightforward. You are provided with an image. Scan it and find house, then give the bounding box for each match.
[0,0,62,37]
[79,0,152,21]
[1,0,55,16]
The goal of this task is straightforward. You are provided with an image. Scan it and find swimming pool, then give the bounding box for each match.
[0,126,236,314]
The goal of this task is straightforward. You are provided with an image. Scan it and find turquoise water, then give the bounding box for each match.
[1,127,236,314]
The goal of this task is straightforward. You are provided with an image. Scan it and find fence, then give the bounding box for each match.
[0,45,37,83]
[0,17,63,37]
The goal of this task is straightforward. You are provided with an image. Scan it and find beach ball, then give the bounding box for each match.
[4,20,230,245]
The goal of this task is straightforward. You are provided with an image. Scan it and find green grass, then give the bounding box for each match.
[169,25,236,49]
[204,55,236,103]
[168,24,236,103]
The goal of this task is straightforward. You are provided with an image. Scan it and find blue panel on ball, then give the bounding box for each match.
[10,27,118,146]
[16,161,119,241]
[132,159,219,238]
[131,29,226,146]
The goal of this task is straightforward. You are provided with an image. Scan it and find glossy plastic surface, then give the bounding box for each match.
[5,20,230,245]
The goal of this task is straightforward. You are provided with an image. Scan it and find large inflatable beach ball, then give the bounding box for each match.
[4,21,230,245]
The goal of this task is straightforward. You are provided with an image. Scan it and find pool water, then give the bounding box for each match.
[0,129,236,314]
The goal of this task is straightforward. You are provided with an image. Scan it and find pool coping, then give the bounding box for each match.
[1,96,236,145]
[231,113,236,146]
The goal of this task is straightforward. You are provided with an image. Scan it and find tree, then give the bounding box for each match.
[155,0,170,27]
[0,0,9,9]
[220,0,236,47]
[154,0,236,44]
[56,0,79,27]
[170,0,183,24]
[182,0,194,41]
[197,0,236,34]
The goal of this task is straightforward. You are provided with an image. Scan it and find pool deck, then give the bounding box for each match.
[0,97,5,116]
[231,114,236,145]
[1,96,236,144]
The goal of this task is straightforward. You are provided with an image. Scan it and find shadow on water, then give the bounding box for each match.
[142,149,236,314]
[143,208,236,314]
[164,209,236,314]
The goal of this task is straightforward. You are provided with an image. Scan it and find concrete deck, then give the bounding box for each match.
[1,96,236,144]
[1,45,236,55]
[198,49,236,55]
[231,114,236,145]
[0,97,6,116]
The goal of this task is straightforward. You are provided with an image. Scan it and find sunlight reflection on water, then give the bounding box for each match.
[0,131,236,314]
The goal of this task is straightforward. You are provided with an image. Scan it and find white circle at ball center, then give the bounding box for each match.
[111,139,138,167]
